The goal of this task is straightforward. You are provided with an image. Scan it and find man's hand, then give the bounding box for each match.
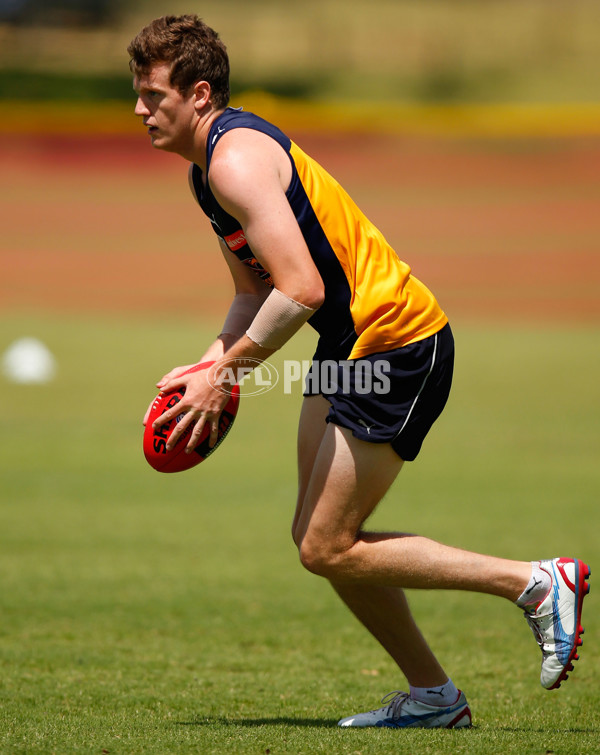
[151,364,232,453]
[142,363,197,427]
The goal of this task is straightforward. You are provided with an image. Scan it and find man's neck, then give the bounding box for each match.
[181,107,226,169]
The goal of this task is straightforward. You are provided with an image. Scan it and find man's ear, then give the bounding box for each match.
[193,80,212,111]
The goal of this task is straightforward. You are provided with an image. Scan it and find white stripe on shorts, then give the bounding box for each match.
[392,331,439,442]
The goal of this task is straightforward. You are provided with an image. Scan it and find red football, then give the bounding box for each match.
[143,361,240,473]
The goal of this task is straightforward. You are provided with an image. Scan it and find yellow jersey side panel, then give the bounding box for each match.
[290,141,447,358]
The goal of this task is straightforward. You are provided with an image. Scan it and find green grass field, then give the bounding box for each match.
[1,312,598,754]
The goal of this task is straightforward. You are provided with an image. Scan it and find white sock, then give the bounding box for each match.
[515,561,551,609]
[409,679,459,706]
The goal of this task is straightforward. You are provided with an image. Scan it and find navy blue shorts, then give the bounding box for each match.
[303,323,454,461]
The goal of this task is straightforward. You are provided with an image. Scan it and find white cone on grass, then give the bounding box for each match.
[2,337,57,384]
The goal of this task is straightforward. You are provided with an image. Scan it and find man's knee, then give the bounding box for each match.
[298,533,350,578]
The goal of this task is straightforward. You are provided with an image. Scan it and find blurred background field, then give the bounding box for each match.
[1,316,599,753]
[1,1,599,753]
[2,0,600,137]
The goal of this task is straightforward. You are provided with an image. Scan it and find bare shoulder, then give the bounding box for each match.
[208,128,291,203]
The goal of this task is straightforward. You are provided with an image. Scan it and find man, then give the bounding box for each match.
[129,15,590,729]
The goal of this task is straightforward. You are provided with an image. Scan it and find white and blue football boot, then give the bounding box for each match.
[338,690,471,729]
[524,557,591,689]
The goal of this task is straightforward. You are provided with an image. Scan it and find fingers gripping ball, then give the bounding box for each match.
[143,362,240,473]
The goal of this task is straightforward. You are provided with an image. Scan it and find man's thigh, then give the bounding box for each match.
[295,417,403,550]
[293,395,330,542]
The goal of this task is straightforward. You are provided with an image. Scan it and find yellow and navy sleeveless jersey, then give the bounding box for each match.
[190,107,447,360]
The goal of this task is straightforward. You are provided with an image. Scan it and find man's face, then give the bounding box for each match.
[133,62,196,154]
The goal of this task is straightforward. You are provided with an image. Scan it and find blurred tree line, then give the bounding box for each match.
[0,0,115,26]
[0,0,598,103]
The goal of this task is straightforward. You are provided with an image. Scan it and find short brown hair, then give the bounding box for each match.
[128,15,230,109]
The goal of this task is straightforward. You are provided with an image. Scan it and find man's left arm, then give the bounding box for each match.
[156,129,324,451]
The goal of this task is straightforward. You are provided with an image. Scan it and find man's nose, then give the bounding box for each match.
[134,97,150,117]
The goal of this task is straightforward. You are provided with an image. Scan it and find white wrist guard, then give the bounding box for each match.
[246,288,316,349]
[220,292,269,339]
